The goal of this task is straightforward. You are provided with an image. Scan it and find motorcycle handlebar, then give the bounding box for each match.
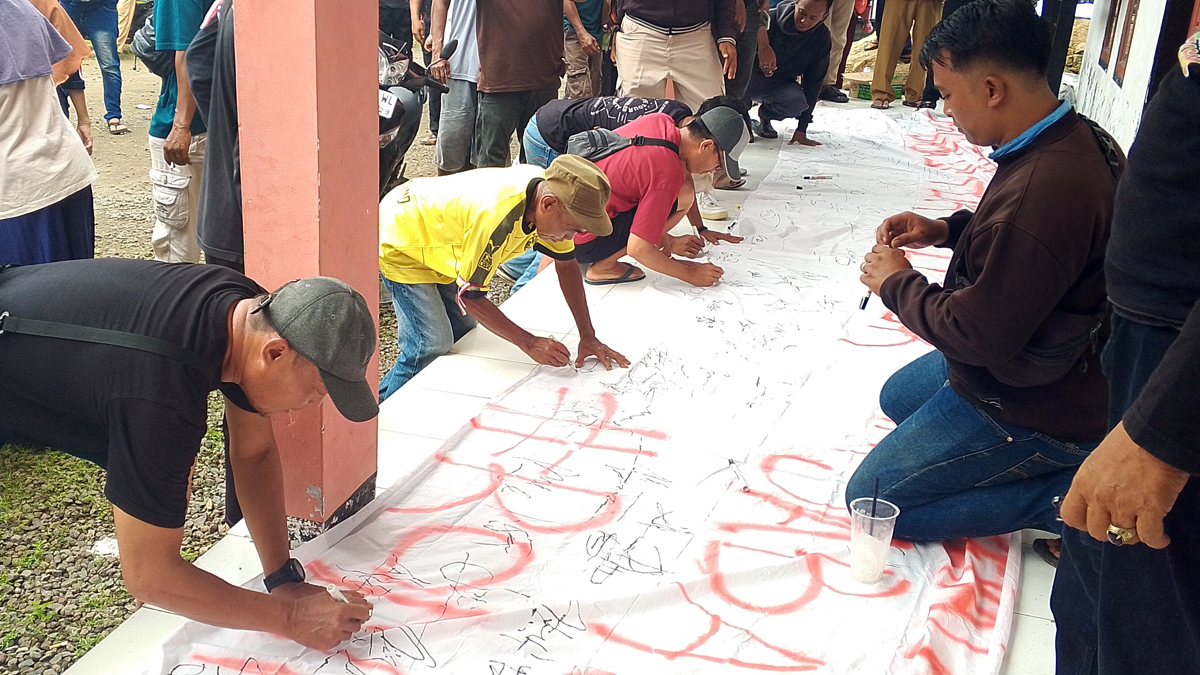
[402,77,450,95]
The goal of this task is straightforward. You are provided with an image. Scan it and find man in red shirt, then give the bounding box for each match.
[575,105,749,287]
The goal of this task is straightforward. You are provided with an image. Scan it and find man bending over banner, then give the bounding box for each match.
[846,0,1123,541]
[378,154,629,401]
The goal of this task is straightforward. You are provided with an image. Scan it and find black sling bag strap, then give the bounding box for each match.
[0,312,216,375]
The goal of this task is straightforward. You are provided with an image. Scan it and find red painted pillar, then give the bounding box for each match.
[234,0,379,530]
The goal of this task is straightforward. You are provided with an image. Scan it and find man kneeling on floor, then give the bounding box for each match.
[573,105,751,288]
[499,95,750,292]
[0,259,377,648]
[846,0,1123,540]
[378,154,629,401]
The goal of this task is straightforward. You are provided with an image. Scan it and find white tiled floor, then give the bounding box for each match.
[66,101,1057,675]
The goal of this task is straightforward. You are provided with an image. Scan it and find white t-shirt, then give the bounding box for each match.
[0,76,96,219]
[446,0,480,83]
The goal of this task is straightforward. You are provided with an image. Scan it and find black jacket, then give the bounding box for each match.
[758,0,830,133]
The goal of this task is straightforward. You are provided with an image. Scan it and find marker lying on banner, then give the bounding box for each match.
[728,459,750,492]
[803,175,833,180]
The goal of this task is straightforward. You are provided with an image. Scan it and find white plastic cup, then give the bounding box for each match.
[848,497,899,583]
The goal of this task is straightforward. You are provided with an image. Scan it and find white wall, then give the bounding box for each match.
[1076,0,1169,149]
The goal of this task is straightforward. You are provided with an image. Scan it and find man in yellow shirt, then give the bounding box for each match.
[379,154,629,400]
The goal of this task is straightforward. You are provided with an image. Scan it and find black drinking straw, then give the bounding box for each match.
[871,477,880,517]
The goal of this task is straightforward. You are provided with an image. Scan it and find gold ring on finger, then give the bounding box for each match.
[1107,524,1136,546]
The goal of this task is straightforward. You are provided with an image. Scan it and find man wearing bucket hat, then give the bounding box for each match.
[0,258,378,648]
[573,105,750,288]
[378,154,630,401]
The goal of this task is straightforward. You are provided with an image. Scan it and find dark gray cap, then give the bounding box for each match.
[258,277,378,423]
[697,106,751,176]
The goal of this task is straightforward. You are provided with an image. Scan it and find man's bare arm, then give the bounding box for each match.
[112,505,368,649]
[224,398,291,575]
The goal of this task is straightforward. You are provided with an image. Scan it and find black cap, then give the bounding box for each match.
[258,277,378,423]
[697,106,751,177]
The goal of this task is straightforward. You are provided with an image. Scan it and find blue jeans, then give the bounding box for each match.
[498,249,542,294]
[521,117,559,169]
[379,276,478,402]
[62,0,123,121]
[845,351,1094,540]
[1053,314,1200,675]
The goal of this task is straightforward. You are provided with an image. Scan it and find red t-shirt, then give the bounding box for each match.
[575,113,685,246]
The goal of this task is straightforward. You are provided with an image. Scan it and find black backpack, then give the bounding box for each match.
[131,17,175,79]
[565,128,679,162]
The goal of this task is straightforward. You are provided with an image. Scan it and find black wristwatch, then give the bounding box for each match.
[263,558,305,593]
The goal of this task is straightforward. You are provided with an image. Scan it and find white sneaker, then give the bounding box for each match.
[697,189,727,221]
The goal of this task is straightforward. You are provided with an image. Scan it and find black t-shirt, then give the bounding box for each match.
[0,259,265,528]
[536,96,693,153]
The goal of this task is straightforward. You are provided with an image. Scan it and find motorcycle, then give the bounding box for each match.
[378,34,457,198]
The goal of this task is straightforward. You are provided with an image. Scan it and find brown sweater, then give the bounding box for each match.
[880,111,1121,442]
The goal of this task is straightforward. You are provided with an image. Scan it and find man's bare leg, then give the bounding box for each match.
[585,247,644,282]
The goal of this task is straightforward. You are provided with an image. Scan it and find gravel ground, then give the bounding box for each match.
[0,48,517,675]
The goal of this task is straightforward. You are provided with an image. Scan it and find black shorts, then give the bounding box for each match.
[573,200,677,264]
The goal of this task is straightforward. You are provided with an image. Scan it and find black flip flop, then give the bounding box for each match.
[1032,538,1059,568]
[584,262,644,286]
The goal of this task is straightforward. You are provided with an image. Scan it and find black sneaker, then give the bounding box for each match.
[752,118,778,139]
[819,86,849,103]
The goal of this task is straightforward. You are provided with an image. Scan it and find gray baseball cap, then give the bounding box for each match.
[257,277,378,423]
[697,106,751,176]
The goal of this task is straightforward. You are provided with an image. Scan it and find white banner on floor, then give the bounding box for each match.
[140,109,1017,675]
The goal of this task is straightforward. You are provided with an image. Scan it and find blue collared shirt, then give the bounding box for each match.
[989,100,1074,160]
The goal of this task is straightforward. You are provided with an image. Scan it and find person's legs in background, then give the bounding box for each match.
[472,82,556,169]
[718,10,759,187]
[871,0,886,42]
[614,16,669,99]
[902,0,942,105]
[472,91,522,168]
[587,49,602,99]
[820,0,855,102]
[68,0,126,131]
[116,0,135,50]
[869,0,917,106]
[726,15,759,104]
[918,0,967,105]
[435,78,477,174]
[565,29,600,98]
[666,27,730,218]
[601,32,619,96]
[844,350,1095,540]
[378,3,412,43]
[421,10,441,145]
[379,277,478,401]
[515,82,560,163]
[149,134,206,263]
[1052,315,1200,675]
[836,11,862,90]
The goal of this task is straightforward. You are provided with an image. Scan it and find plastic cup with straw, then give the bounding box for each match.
[849,478,899,583]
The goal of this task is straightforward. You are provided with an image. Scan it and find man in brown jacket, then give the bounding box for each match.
[846,0,1122,542]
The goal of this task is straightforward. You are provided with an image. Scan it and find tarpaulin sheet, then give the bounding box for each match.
[141,109,1017,675]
